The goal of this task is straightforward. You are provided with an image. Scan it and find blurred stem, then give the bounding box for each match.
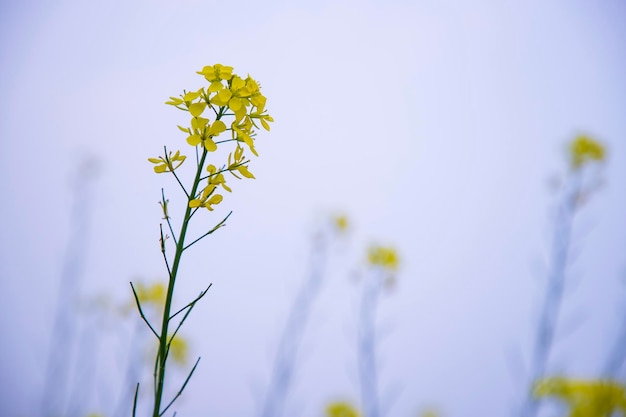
[520,172,581,417]
[261,231,328,417]
[358,269,383,417]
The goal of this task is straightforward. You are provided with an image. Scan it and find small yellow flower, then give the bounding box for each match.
[228,145,255,179]
[534,377,626,417]
[186,118,227,152]
[148,150,186,173]
[189,192,223,211]
[168,334,189,366]
[334,215,349,232]
[368,245,399,271]
[326,402,360,417]
[570,135,605,169]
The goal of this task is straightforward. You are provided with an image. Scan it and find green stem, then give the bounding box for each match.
[152,147,208,417]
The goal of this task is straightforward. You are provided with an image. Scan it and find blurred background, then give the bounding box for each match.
[1,0,625,416]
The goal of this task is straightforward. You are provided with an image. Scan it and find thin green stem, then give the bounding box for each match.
[170,285,211,321]
[132,383,139,417]
[159,224,173,278]
[160,357,202,416]
[130,282,159,339]
[161,189,178,246]
[152,147,209,417]
[183,211,232,251]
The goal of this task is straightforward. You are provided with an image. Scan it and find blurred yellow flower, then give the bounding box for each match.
[135,282,166,308]
[334,215,349,232]
[368,245,399,271]
[534,377,626,417]
[570,135,605,169]
[326,402,360,417]
[168,334,189,366]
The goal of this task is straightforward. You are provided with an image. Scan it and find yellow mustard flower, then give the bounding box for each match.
[570,135,605,169]
[148,150,186,173]
[168,334,189,366]
[189,191,223,211]
[534,377,626,417]
[334,215,349,232]
[228,145,255,179]
[326,401,361,417]
[185,118,227,152]
[164,64,272,160]
[368,245,399,271]
[136,282,166,307]
[123,281,166,315]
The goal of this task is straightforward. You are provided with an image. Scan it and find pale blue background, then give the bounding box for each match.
[1,0,625,416]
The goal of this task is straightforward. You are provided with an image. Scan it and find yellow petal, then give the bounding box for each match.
[183,91,200,101]
[237,165,255,179]
[204,138,217,152]
[208,81,223,93]
[209,120,227,136]
[177,125,190,133]
[188,102,206,117]
[191,117,209,130]
[166,97,184,105]
[228,97,243,111]
[189,199,202,208]
[187,134,201,146]
[209,194,223,203]
[154,165,167,173]
[148,157,162,163]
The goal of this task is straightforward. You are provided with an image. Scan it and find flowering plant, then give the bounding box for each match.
[133,64,272,417]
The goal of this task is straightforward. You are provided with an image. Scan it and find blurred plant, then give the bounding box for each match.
[42,156,100,417]
[133,63,272,417]
[358,244,399,417]
[261,214,349,417]
[518,134,606,417]
[534,377,626,417]
[326,401,362,417]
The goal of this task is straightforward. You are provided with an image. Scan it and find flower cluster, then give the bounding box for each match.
[367,245,399,271]
[570,135,605,169]
[534,377,626,417]
[150,64,273,212]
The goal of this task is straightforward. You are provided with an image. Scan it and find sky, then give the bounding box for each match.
[1,0,626,416]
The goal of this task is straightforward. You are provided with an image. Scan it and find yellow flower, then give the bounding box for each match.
[206,164,232,193]
[326,402,360,417]
[189,192,223,211]
[126,282,166,315]
[210,75,252,112]
[201,64,234,81]
[148,150,186,173]
[168,334,189,366]
[227,145,255,179]
[185,118,227,152]
[570,135,605,169]
[534,377,626,417]
[334,215,349,232]
[368,245,399,271]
